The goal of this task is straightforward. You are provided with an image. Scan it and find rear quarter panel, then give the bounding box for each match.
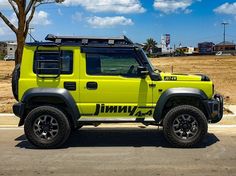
[19,46,81,104]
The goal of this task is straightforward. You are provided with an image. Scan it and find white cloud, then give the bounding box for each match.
[184,9,192,14]
[4,10,51,27]
[62,0,145,14]
[0,22,14,36]
[9,13,17,26]
[0,13,17,36]
[87,16,134,28]
[31,11,51,26]
[214,2,236,15]
[153,0,196,14]
[0,0,10,9]
[0,27,5,35]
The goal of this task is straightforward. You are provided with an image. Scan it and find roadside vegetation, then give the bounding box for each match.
[143,38,159,58]
[0,54,4,60]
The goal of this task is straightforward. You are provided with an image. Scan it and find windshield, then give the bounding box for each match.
[140,49,162,73]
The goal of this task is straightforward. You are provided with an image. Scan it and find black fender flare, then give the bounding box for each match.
[153,88,209,122]
[21,88,80,128]
[12,64,20,101]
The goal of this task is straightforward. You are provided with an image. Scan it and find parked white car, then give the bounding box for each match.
[4,55,15,61]
[216,51,232,56]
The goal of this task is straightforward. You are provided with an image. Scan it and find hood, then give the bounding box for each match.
[159,72,210,81]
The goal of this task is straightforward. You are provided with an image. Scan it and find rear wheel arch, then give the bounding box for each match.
[154,88,210,123]
[21,88,80,128]
[12,64,20,101]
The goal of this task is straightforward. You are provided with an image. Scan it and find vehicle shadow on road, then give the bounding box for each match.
[15,127,220,149]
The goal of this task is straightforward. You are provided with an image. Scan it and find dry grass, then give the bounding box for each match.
[0,61,16,113]
[152,55,236,105]
[0,55,235,113]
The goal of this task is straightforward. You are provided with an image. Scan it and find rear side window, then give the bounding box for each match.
[34,50,73,75]
[86,52,140,77]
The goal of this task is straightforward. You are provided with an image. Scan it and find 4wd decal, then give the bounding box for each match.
[94,104,154,117]
[164,76,177,81]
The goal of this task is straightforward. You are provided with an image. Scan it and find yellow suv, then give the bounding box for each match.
[12,34,223,148]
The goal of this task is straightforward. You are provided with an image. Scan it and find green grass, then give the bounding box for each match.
[0,54,4,60]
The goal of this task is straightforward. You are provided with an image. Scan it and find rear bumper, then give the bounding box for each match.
[13,102,25,117]
[13,102,25,126]
[206,94,224,123]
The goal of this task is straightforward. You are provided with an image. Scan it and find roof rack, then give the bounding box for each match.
[45,34,134,46]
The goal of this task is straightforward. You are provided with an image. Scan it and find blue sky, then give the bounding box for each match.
[0,0,236,47]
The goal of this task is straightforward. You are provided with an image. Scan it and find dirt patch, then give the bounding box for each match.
[152,55,236,105]
[0,56,236,113]
[0,61,16,113]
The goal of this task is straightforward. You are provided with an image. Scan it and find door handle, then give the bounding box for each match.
[87,82,98,90]
[149,83,156,88]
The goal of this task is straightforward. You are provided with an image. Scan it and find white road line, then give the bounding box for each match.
[0,127,22,130]
[0,114,15,117]
[209,125,236,128]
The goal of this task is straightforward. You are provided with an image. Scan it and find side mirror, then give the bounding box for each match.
[137,66,149,78]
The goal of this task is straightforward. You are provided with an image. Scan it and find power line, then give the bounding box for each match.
[29,27,34,42]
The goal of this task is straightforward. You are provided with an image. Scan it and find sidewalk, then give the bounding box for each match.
[0,115,19,127]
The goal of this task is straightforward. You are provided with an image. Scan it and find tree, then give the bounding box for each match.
[0,0,64,65]
[143,38,158,54]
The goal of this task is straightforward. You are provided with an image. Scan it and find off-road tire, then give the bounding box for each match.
[24,106,71,149]
[163,105,208,148]
[12,64,20,101]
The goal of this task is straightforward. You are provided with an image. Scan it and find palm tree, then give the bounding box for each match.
[144,38,158,54]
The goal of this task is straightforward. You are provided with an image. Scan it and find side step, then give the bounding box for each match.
[77,118,160,126]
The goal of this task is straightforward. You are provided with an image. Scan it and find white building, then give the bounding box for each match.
[160,34,173,54]
[7,42,17,57]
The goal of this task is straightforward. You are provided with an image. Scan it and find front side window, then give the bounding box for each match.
[34,50,73,75]
[86,52,140,77]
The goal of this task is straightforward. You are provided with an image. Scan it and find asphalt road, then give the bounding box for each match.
[0,126,236,176]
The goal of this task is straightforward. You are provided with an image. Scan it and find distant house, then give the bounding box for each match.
[198,42,215,55]
[7,42,17,58]
[214,41,236,52]
[175,46,199,55]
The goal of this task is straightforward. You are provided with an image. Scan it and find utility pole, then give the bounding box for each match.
[29,27,34,42]
[221,22,229,49]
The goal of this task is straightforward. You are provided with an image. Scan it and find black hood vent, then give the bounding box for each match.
[197,74,210,81]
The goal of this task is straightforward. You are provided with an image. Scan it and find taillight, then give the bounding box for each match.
[212,84,215,95]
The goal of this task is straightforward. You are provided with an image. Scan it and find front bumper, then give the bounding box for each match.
[206,94,224,123]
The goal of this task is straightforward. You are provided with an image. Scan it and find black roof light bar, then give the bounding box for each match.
[45,34,134,46]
